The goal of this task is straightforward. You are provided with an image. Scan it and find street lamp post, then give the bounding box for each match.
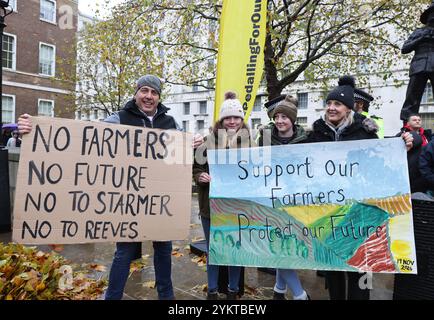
[0,0,13,233]
[1,1,13,145]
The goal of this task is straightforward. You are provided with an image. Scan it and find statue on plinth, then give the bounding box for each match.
[400,1,434,122]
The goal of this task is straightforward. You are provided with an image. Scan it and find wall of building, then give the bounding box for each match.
[2,0,78,122]
[165,70,434,137]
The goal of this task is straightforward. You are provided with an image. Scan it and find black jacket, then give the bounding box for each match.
[402,27,434,76]
[108,99,177,257]
[307,114,378,143]
[396,125,432,143]
[420,138,434,190]
[118,99,177,129]
[406,132,428,192]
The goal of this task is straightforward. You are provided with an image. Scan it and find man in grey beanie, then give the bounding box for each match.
[17,74,203,300]
[105,74,169,124]
[104,74,203,300]
[135,74,162,96]
[103,74,178,300]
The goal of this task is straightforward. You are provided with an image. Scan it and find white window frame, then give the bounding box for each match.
[2,32,17,71]
[39,42,56,77]
[183,102,190,115]
[251,118,262,130]
[40,0,57,24]
[420,112,434,131]
[421,83,434,105]
[199,101,207,114]
[253,96,262,112]
[2,94,16,124]
[38,99,55,117]
[297,93,308,109]
[296,116,308,125]
[196,120,205,131]
[182,120,189,132]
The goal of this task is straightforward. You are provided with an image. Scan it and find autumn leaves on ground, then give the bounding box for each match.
[0,242,106,300]
[0,223,211,300]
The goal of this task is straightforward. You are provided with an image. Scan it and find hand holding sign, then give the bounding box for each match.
[13,117,193,244]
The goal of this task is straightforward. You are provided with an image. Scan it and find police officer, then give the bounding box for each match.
[354,88,384,138]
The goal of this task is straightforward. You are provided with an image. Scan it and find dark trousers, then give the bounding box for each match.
[105,241,174,300]
[401,72,434,121]
[325,271,370,300]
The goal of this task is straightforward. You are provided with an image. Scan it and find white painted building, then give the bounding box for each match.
[164,84,270,137]
[164,16,434,138]
[74,2,434,134]
[165,70,434,138]
[75,11,108,122]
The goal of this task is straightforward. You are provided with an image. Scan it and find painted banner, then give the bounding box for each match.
[208,138,417,273]
[214,0,267,123]
[13,117,193,244]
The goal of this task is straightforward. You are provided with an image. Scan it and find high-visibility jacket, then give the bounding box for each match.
[361,111,384,139]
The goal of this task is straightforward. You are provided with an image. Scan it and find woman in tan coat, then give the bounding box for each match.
[193,92,255,300]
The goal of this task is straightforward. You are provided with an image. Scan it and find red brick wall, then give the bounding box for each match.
[3,85,75,119]
[2,0,78,121]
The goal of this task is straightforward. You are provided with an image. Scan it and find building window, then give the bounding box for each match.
[322,92,328,109]
[420,113,434,131]
[297,93,308,109]
[39,43,56,76]
[157,30,164,59]
[2,95,15,123]
[199,101,207,114]
[183,102,190,115]
[182,120,189,132]
[296,117,307,125]
[253,96,262,112]
[40,0,56,23]
[421,83,434,104]
[38,99,54,117]
[358,59,369,73]
[251,118,262,130]
[192,83,199,92]
[100,110,108,119]
[197,120,205,131]
[92,109,99,121]
[2,33,16,70]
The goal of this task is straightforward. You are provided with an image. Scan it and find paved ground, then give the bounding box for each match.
[0,194,395,300]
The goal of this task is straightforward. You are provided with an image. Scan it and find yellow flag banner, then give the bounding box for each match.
[214,0,267,123]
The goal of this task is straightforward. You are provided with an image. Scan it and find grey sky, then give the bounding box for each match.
[78,0,125,17]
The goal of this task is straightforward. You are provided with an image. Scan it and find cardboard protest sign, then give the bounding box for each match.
[13,117,193,244]
[208,138,417,273]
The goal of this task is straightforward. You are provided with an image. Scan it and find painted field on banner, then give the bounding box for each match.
[208,138,417,273]
[13,117,193,244]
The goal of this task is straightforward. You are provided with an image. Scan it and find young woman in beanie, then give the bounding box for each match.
[193,91,256,300]
[258,95,310,300]
[258,95,308,146]
[306,76,378,300]
[307,76,378,143]
[307,76,414,300]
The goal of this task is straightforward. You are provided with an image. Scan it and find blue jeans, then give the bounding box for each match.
[275,268,304,297]
[105,241,174,300]
[201,216,241,293]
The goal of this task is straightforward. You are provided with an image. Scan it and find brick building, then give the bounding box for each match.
[2,0,78,123]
